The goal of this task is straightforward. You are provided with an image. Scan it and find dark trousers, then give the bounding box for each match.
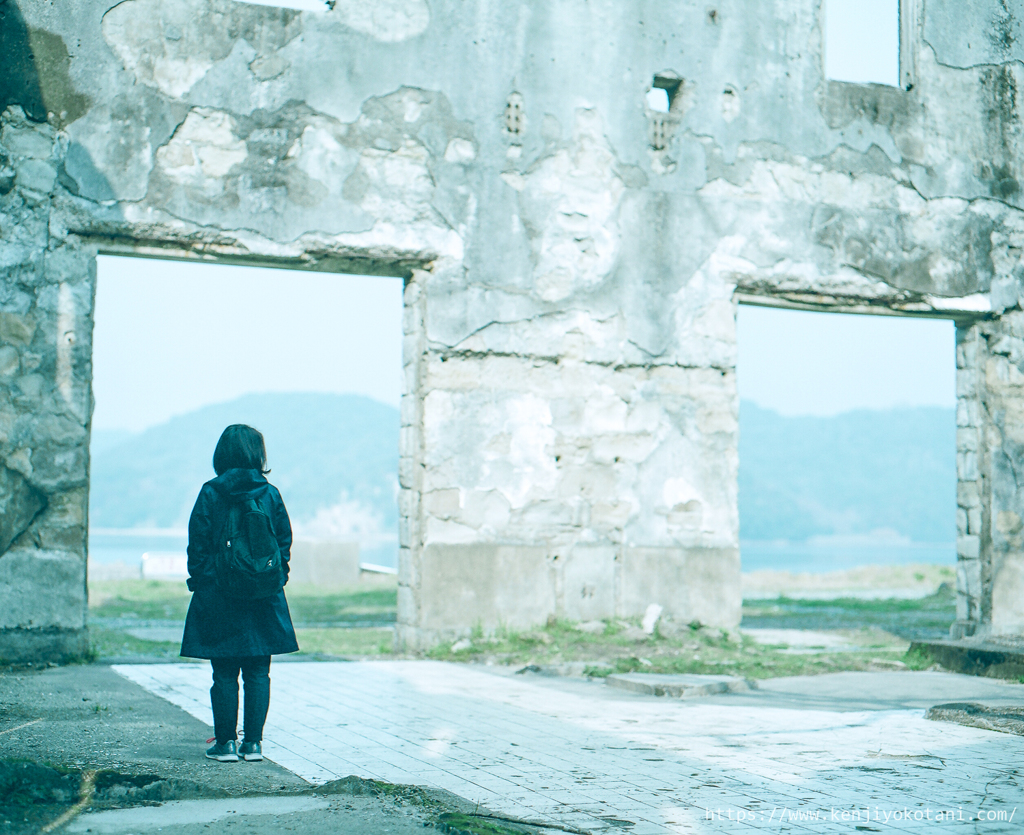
[210,656,271,744]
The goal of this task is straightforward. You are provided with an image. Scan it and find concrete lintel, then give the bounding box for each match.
[90,238,431,280]
[734,290,992,322]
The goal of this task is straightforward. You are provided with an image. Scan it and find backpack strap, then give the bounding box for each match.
[243,496,276,537]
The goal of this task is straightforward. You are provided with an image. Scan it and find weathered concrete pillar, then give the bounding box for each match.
[396,339,740,648]
[954,313,1024,638]
[395,114,741,648]
[396,267,428,643]
[0,106,93,662]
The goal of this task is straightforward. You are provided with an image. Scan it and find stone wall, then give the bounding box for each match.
[5,0,1024,657]
[0,107,92,662]
[955,313,1024,638]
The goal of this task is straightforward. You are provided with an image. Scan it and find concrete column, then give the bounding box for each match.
[401,354,740,647]
[395,245,741,649]
[0,107,94,663]
[396,267,429,651]
[954,313,1024,638]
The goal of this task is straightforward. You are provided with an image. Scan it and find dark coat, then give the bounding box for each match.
[180,468,299,659]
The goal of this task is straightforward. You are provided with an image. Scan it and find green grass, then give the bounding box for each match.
[425,617,917,679]
[89,580,192,620]
[87,578,398,660]
[285,582,397,625]
[294,627,394,657]
[88,628,184,660]
[88,579,398,625]
[85,579,954,676]
[88,624,396,661]
[902,644,940,671]
[741,584,956,641]
[435,812,535,835]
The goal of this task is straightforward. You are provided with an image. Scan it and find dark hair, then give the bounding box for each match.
[213,424,269,476]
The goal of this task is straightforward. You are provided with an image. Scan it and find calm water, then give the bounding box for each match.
[89,529,188,567]
[88,529,397,571]
[89,530,950,576]
[741,540,955,573]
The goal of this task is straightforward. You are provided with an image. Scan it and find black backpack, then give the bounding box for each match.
[215,497,285,599]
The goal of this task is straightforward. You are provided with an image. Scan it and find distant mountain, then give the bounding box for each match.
[89,393,399,533]
[739,401,956,543]
[90,429,136,455]
[91,393,956,547]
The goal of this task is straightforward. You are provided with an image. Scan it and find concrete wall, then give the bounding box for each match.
[0,108,92,662]
[955,313,1024,637]
[5,0,1024,656]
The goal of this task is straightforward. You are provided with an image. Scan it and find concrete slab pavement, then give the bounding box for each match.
[117,662,1024,834]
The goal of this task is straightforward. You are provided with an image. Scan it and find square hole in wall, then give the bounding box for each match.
[646,73,683,113]
[823,0,900,87]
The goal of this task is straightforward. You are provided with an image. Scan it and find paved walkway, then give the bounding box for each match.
[116,662,1024,834]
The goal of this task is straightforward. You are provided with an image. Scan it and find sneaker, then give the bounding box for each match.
[239,740,263,761]
[205,740,239,762]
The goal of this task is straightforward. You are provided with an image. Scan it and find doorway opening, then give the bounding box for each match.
[88,255,404,650]
[737,303,957,640]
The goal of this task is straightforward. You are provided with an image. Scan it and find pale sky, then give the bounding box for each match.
[825,0,900,86]
[93,257,956,431]
[92,257,403,432]
[92,4,913,431]
[737,305,955,416]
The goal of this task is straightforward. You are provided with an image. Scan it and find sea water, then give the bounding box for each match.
[87,528,398,574]
[741,539,955,573]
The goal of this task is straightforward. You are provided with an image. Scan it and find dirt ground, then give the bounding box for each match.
[0,663,530,835]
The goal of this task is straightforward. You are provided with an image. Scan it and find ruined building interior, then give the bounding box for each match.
[1,0,1022,661]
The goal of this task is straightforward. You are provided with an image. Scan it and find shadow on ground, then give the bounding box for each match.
[0,665,538,835]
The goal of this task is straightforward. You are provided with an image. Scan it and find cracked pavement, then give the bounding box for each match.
[118,661,1024,834]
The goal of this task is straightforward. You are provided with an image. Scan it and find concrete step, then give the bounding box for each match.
[926,702,1024,736]
[605,673,756,698]
[911,638,1024,679]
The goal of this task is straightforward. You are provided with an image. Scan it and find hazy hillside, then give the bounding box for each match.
[89,393,399,532]
[91,394,956,548]
[739,401,956,543]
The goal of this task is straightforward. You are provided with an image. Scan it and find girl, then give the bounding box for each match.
[180,424,299,762]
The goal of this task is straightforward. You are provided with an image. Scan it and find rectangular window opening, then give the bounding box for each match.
[824,0,907,88]
[737,303,957,636]
[88,255,402,650]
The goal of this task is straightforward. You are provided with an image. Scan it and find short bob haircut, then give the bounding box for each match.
[213,424,270,476]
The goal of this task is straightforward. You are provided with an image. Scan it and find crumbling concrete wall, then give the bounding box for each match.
[4,0,1024,656]
[954,314,1024,638]
[0,107,92,662]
